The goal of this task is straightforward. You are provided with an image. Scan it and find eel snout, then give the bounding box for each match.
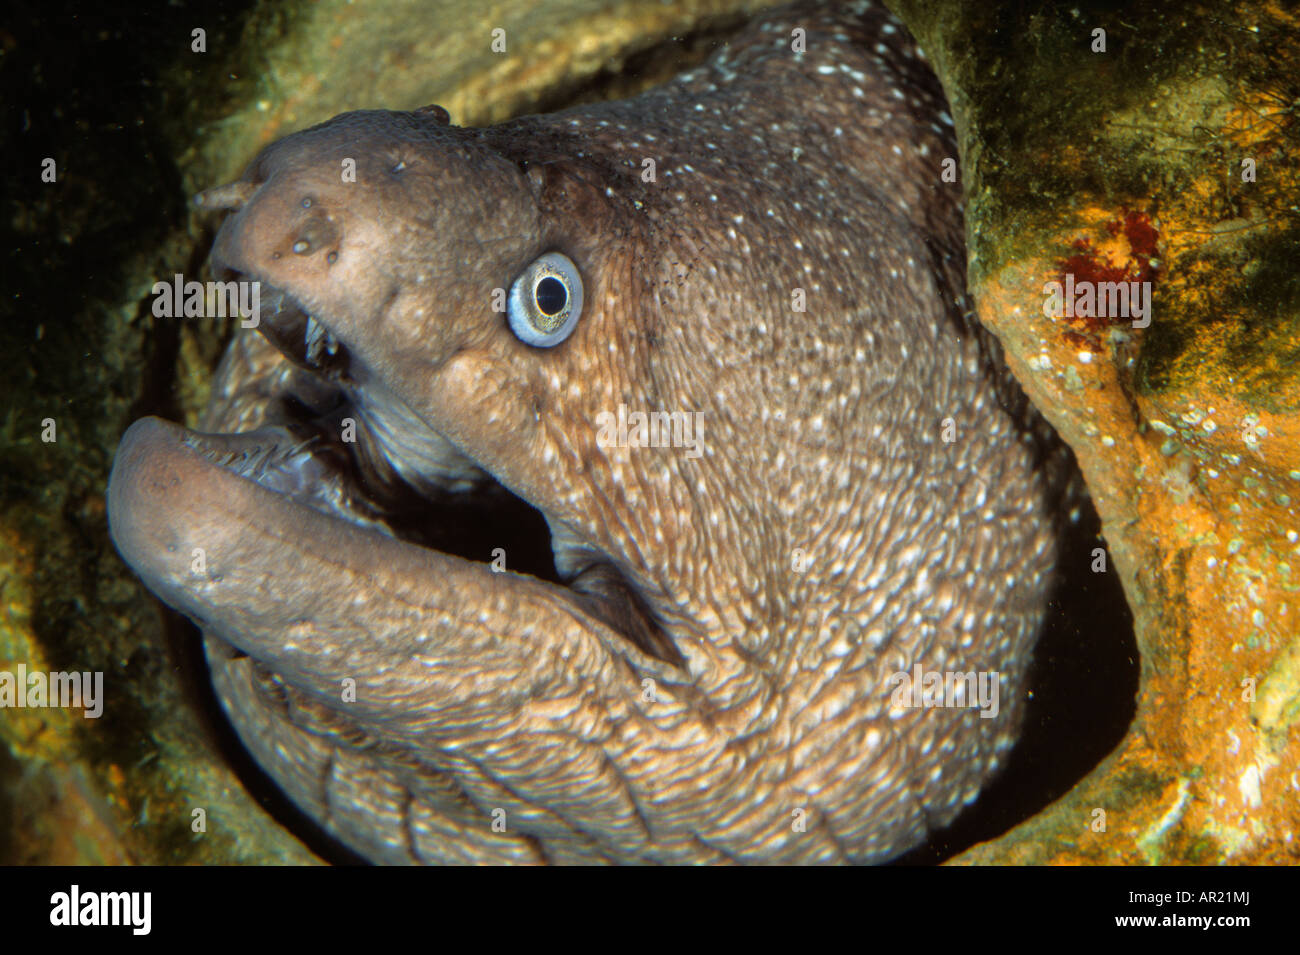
[201,109,542,383]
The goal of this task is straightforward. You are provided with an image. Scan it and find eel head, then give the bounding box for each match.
[109,103,1054,863]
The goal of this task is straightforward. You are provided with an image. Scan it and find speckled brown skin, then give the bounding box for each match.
[108,1,1058,863]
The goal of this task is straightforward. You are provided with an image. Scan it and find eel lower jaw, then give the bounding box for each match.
[107,414,515,618]
[108,403,685,676]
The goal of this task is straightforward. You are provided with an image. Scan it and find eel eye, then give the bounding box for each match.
[507,252,583,347]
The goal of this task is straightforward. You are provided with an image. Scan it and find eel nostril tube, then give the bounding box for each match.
[195,180,260,211]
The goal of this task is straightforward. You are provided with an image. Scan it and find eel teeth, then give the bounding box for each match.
[305,315,341,363]
[305,316,326,363]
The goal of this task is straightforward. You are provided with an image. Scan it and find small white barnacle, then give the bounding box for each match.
[507,252,584,347]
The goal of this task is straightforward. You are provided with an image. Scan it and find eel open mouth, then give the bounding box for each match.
[110,273,684,672]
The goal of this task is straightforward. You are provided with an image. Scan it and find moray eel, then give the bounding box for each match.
[108,0,1061,863]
